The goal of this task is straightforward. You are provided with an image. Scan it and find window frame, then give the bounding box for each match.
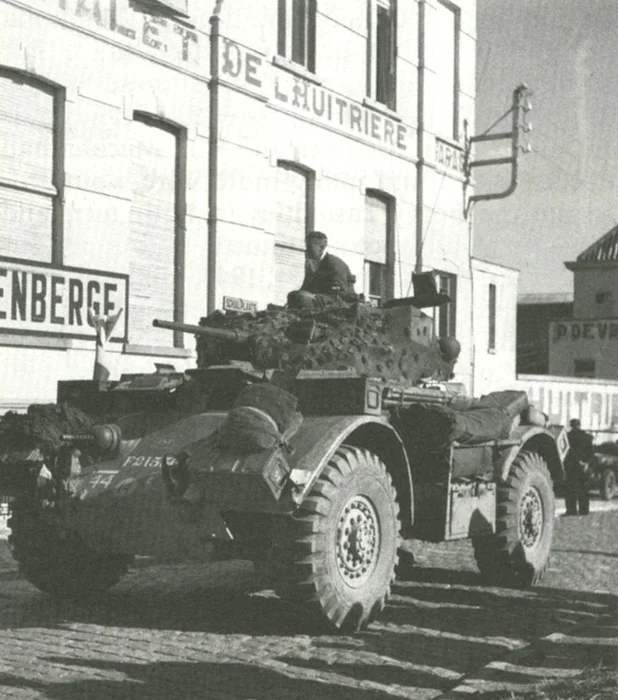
[364,189,395,305]
[0,68,65,266]
[273,160,316,305]
[488,282,496,351]
[130,112,187,349]
[433,270,457,338]
[435,0,461,141]
[277,0,317,73]
[366,0,397,111]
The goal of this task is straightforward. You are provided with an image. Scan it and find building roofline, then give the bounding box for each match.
[471,256,520,272]
[517,292,573,305]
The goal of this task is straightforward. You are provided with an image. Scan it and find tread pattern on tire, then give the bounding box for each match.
[274,446,400,633]
[472,450,554,588]
[8,503,131,597]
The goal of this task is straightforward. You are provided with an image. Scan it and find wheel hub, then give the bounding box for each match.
[520,486,544,549]
[336,495,380,588]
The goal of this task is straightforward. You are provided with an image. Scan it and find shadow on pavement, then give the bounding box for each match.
[0,659,399,700]
[552,548,618,558]
[1,562,616,700]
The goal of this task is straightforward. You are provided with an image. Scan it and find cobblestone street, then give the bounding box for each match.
[0,502,616,699]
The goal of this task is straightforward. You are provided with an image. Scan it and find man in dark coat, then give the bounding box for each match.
[564,418,593,515]
[300,231,355,296]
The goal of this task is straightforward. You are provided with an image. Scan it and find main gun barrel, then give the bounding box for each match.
[153,319,249,342]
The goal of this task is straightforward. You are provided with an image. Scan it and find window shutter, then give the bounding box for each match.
[0,189,53,261]
[129,118,177,346]
[364,196,387,264]
[274,245,305,305]
[0,73,55,261]
[275,164,307,247]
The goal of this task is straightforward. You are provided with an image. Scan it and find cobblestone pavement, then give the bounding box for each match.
[0,503,616,700]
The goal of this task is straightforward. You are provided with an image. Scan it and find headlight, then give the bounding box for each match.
[91,424,122,452]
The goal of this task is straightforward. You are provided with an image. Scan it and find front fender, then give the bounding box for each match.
[286,415,412,520]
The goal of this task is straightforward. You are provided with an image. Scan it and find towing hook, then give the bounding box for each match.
[162,452,190,499]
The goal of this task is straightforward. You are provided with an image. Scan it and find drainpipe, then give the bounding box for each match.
[207,3,223,314]
[415,0,426,273]
[468,213,475,397]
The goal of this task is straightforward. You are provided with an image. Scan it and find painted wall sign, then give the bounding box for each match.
[435,137,465,173]
[36,0,198,64]
[551,320,618,343]
[519,376,618,433]
[222,296,257,314]
[220,37,409,153]
[0,257,128,341]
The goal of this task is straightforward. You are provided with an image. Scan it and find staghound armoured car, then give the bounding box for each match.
[0,296,568,632]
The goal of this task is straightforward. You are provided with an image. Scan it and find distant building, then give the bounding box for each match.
[517,293,573,374]
[549,225,618,379]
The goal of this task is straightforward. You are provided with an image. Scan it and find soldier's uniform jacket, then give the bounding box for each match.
[566,428,593,472]
[301,253,355,295]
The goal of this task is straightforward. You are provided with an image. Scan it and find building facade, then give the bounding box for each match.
[1,0,211,410]
[549,226,618,380]
[471,258,518,394]
[0,0,517,412]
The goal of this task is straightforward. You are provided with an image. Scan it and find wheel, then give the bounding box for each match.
[274,446,400,633]
[472,450,554,587]
[8,502,132,597]
[601,469,617,500]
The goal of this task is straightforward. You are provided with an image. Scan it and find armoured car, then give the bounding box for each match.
[0,296,567,632]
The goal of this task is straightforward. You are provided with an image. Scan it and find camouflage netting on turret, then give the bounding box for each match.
[196,300,454,385]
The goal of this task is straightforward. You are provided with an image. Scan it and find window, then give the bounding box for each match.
[364,191,394,305]
[129,114,185,347]
[594,289,614,317]
[433,0,460,140]
[434,271,457,337]
[0,69,63,264]
[488,283,496,351]
[574,359,595,378]
[277,0,317,72]
[274,162,315,305]
[367,0,397,109]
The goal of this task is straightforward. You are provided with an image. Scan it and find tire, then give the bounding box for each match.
[601,469,617,501]
[472,450,554,588]
[274,446,400,633]
[8,502,132,597]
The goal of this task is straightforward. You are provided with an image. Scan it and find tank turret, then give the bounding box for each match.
[153,294,459,386]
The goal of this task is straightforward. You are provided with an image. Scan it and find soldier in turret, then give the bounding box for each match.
[288,231,356,308]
